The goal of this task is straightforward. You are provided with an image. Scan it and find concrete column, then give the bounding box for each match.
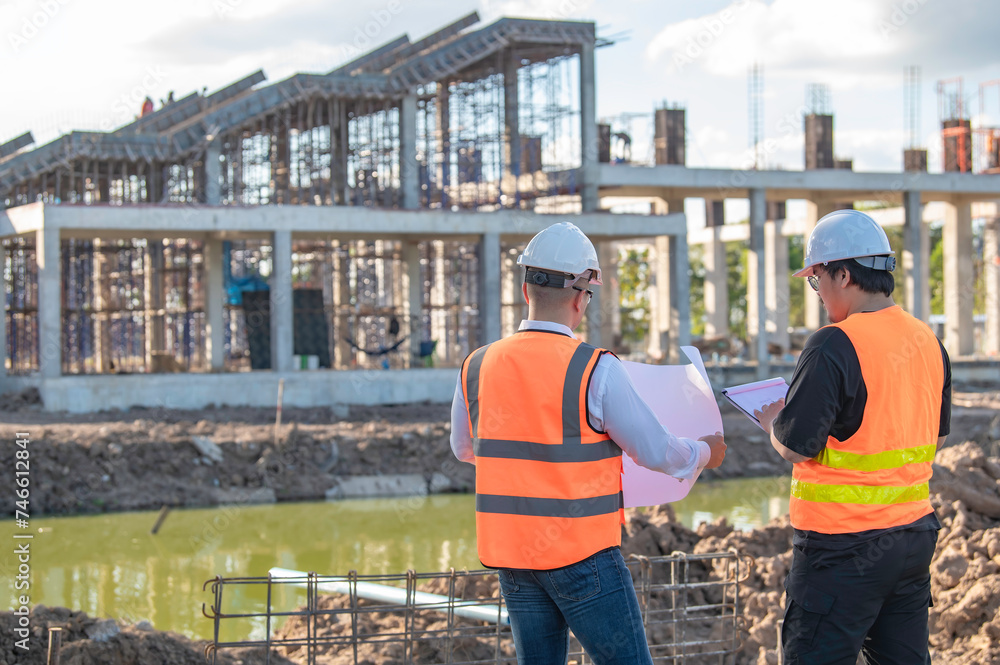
[985,216,1000,356]
[803,200,839,329]
[765,215,790,354]
[649,198,687,362]
[402,241,423,366]
[331,241,351,368]
[144,240,165,368]
[503,53,520,183]
[747,188,768,377]
[92,241,107,372]
[203,236,225,371]
[399,94,419,210]
[704,225,729,338]
[37,226,61,378]
[579,40,598,212]
[668,234,691,355]
[0,242,6,379]
[943,199,975,356]
[270,230,294,372]
[902,190,930,321]
[436,86,451,207]
[479,232,502,344]
[204,141,222,206]
[587,241,619,350]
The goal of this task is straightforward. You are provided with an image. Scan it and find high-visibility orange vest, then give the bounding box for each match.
[789,306,944,533]
[461,330,623,569]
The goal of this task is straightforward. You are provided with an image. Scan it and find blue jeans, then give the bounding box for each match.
[497,547,653,665]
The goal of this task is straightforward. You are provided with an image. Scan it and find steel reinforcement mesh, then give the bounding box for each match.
[203,551,747,664]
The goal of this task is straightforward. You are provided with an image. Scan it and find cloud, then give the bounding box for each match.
[645,0,1000,85]
[479,0,596,21]
[144,0,477,67]
[646,0,892,80]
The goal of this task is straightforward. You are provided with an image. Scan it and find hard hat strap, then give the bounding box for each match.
[524,268,576,288]
[853,255,896,272]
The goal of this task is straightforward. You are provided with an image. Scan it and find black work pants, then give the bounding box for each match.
[781,528,938,665]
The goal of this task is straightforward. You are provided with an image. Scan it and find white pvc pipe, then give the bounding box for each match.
[268,567,509,625]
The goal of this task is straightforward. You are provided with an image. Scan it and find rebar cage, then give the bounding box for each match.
[203,551,746,664]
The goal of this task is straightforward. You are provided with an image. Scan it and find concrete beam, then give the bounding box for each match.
[479,232,502,344]
[943,200,975,356]
[0,202,44,237]
[399,94,419,210]
[36,226,61,378]
[37,204,688,239]
[903,190,930,322]
[598,164,1000,201]
[203,236,225,371]
[31,368,460,413]
[270,230,294,372]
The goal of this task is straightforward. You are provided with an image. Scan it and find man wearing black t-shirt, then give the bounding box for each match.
[756,210,950,665]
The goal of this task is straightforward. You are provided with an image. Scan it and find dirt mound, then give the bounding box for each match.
[273,576,515,665]
[620,441,1000,665]
[0,605,292,665]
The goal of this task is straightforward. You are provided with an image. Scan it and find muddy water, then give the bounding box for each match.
[1,476,790,641]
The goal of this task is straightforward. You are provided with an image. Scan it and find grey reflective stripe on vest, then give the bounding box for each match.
[561,344,595,445]
[474,438,621,462]
[477,492,623,518]
[464,345,491,440]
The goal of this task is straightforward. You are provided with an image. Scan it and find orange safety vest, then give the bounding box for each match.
[461,330,623,569]
[789,306,944,533]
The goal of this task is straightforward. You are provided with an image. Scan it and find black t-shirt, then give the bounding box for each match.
[773,321,952,549]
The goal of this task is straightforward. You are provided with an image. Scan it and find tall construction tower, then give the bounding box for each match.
[804,83,834,169]
[654,103,685,165]
[938,77,972,173]
[903,66,928,172]
[978,79,1000,174]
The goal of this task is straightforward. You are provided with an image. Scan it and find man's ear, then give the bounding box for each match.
[521,282,530,305]
[837,267,852,288]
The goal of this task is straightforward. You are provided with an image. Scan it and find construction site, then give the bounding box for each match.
[1,10,1000,665]
[2,12,1000,412]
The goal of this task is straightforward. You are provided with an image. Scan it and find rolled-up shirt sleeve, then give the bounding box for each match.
[449,373,475,464]
[591,355,710,479]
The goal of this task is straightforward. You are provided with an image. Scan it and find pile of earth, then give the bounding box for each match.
[0,605,292,665]
[622,440,1000,665]
[3,392,996,517]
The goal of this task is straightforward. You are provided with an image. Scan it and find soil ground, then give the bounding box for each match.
[1,388,997,516]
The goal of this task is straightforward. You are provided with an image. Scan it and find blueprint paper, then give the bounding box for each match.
[620,347,723,507]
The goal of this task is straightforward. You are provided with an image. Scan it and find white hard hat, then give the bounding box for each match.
[793,209,896,277]
[517,222,603,286]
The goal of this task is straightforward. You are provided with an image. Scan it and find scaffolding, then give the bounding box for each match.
[203,552,746,665]
[0,14,599,379]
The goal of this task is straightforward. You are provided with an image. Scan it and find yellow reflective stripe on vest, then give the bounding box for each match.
[813,443,936,471]
[791,479,929,505]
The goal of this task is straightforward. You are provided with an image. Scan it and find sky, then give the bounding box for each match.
[2,0,999,223]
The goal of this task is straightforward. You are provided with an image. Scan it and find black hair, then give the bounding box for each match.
[820,258,894,297]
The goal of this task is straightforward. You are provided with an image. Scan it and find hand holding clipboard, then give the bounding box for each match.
[721,377,789,431]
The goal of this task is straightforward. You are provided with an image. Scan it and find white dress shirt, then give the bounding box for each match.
[450,320,711,479]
